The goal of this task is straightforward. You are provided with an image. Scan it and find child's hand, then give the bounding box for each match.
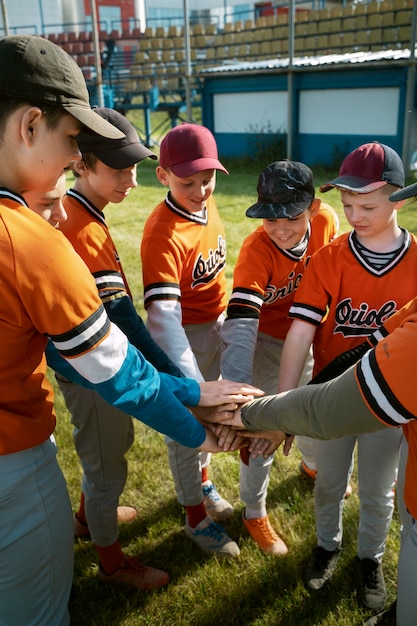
[215,424,249,452]
[198,426,248,453]
[282,434,295,457]
[235,428,288,452]
[246,437,281,459]
[190,403,238,426]
[198,380,264,411]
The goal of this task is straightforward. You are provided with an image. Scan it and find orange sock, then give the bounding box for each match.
[95,539,126,575]
[201,466,209,484]
[186,503,207,528]
[75,492,88,526]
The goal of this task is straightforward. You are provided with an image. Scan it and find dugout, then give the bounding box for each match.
[200,49,417,169]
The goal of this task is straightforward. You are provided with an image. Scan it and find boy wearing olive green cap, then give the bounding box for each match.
[0,35,258,626]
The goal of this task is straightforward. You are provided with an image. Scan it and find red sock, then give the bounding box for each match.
[75,492,88,526]
[240,447,251,466]
[95,540,126,575]
[186,503,207,528]
[201,466,209,484]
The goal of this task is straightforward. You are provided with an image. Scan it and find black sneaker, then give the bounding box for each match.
[305,546,341,590]
[357,557,387,612]
[363,600,397,625]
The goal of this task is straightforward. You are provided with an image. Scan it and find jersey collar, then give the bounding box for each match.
[67,188,107,226]
[165,191,208,225]
[0,187,28,207]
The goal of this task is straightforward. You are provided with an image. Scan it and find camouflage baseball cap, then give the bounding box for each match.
[0,35,124,139]
[246,160,315,219]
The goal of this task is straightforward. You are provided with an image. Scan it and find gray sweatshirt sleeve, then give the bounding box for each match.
[146,299,205,382]
[240,365,390,439]
[220,317,259,383]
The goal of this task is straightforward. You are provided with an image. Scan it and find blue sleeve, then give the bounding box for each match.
[45,339,204,448]
[159,372,201,405]
[104,296,184,377]
[94,342,205,448]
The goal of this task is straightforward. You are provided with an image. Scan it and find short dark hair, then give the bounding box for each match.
[71,152,98,178]
[0,97,67,137]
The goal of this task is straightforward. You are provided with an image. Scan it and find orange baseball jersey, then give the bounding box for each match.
[141,193,227,325]
[59,189,187,379]
[290,229,417,374]
[0,191,111,455]
[60,189,132,299]
[355,313,417,518]
[1,190,207,454]
[371,295,417,345]
[226,202,338,340]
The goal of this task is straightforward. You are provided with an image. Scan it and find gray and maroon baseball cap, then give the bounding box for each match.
[320,142,404,193]
[246,160,315,219]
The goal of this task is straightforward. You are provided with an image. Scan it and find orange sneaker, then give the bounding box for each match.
[242,513,288,556]
[98,556,170,590]
[116,505,138,523]
[299,460,317,480]
[344,484,353,499]
[74,506,138,539]
[299,460,353,498]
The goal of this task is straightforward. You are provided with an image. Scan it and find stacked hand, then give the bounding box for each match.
[191,380,264,453]
[198,398,292,457]
[197,379,264,409]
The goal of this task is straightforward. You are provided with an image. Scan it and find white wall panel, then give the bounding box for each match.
[213,91,288,133]
[299,88,399,135]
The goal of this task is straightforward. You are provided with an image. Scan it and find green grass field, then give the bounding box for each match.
[52,145,417,625]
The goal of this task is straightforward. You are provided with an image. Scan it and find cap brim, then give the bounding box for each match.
[95,143,157,168]
[389,182,417,201]
[169,157,229,177]
[246,200,311,219]
[64,104,125,139]
[320,176,387,194]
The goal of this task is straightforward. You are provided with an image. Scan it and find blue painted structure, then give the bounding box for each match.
[200,50,416,167]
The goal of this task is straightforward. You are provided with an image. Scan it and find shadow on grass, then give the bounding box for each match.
[68,465,380,626]
[69,496,220,625]
[162,550,364,626]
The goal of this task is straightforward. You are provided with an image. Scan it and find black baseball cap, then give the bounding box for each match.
[320,142,404,193]
[0,35,124,139]
[246,160,315,219]
[76,108,157,168]
[389,181,417,202]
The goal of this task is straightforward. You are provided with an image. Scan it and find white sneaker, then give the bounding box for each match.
[202,480,234,521]
[185,515,240,558]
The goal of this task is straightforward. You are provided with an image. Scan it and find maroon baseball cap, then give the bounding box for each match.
[246,160,315,218]
[320,142,404,193]
[159,123,228,177]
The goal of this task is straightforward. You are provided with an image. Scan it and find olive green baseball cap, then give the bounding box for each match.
[0,34,124,140]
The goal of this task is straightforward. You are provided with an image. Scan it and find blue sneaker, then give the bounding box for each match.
[202,480,234,521]
[185,515,240,558]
